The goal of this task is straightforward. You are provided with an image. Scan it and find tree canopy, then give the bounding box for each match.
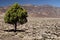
[4,3,28,25]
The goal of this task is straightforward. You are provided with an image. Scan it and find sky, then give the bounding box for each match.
[0,0,60,7]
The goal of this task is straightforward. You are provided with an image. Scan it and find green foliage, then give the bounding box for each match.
[4,3,28,25]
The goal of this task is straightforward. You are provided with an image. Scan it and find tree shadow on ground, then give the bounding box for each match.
[4,29,25,32]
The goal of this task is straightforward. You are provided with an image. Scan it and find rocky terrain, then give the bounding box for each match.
[1,5,60,40]
[0,13,60,40]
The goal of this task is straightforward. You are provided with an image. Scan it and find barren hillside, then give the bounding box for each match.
[1,5,60,17]
[22,5,60,17]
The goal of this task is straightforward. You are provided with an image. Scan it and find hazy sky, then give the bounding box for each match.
[0,0,60,7]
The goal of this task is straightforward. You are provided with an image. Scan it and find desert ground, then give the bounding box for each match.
[0,14,60,40]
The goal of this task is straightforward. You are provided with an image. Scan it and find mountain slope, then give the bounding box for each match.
[22,5,60,18]
[0,5,60,18]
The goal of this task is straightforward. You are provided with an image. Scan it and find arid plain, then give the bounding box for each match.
[0,13,60,40]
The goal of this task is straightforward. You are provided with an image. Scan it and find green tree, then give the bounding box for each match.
[4,3,28,32]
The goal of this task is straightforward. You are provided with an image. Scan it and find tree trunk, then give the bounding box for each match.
[14,23,17,32]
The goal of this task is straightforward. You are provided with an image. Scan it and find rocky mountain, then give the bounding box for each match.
[22,5,60,18]
[0,5,60,18]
